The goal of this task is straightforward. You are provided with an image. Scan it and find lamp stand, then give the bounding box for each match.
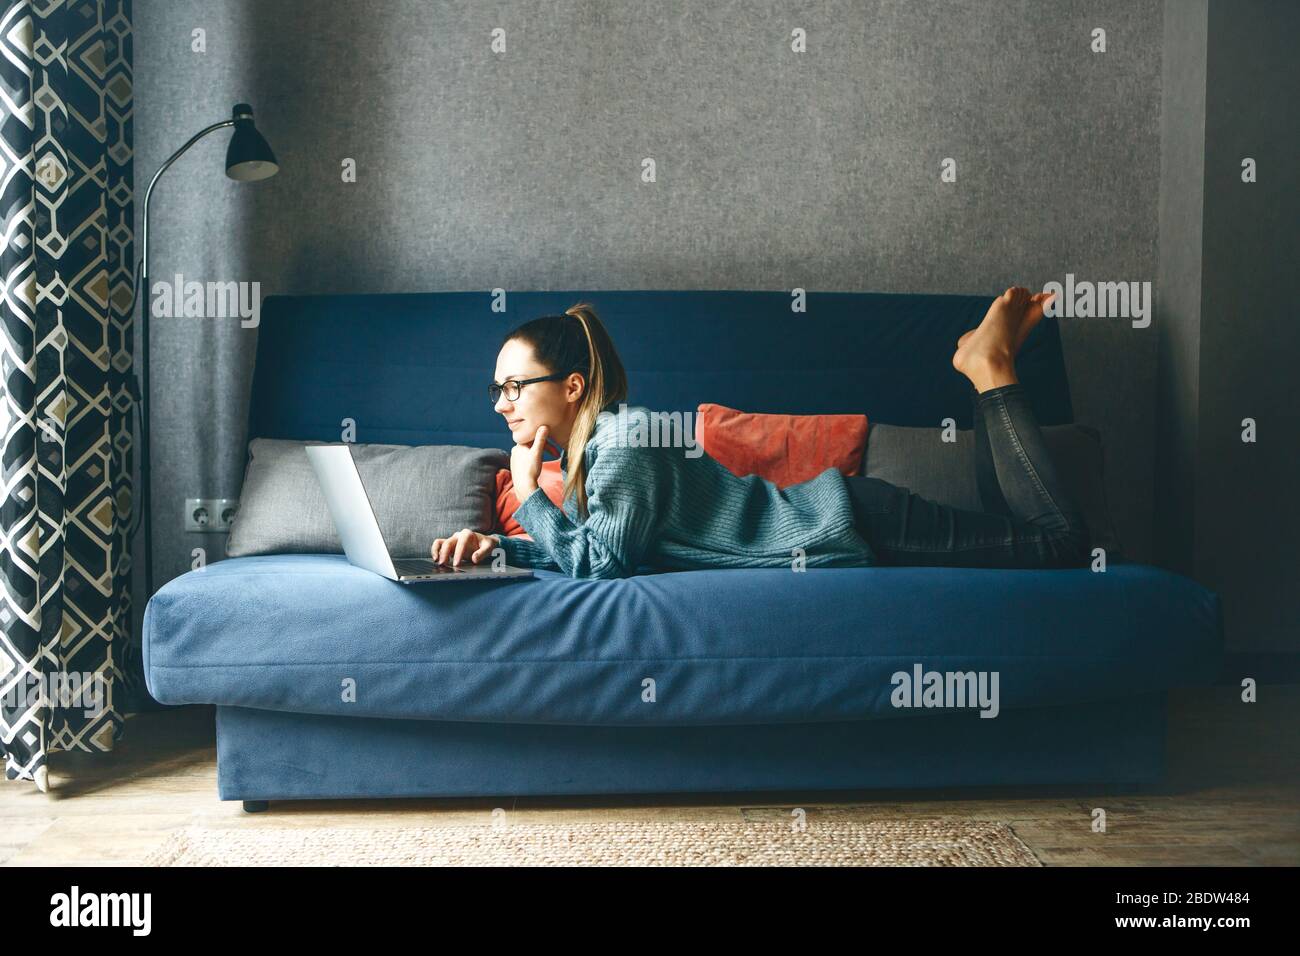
[133,118,236,601]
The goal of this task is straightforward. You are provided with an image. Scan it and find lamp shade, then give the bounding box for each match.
[225,103,279,182]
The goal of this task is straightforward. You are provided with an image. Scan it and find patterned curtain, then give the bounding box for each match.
[0,0,134,790]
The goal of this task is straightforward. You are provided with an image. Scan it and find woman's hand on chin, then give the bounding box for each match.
[510,424,548,501]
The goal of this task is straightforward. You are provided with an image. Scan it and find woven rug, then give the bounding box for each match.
[143,818,1042,866]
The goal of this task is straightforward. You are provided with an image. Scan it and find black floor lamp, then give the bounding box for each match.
[131,103,279,600]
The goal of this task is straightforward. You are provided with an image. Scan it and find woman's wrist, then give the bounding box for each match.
[514,482,539,502]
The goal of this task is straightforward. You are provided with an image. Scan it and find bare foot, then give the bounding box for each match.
[957,289,1056,354]
[952,286,1030,392]
[1015,291,1055,352]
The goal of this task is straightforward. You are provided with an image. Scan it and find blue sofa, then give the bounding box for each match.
[143,290,1224,809]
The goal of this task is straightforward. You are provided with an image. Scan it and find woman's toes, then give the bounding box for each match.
[1016,302,1045,349]
[1014,293,1057,351]
[1027,291,1054,314]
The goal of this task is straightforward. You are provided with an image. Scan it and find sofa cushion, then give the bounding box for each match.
[696,403,869,488]
[863,423,1125,558]
[494,459,565,538]
[145,554,1221,726]
[227,439,507,558]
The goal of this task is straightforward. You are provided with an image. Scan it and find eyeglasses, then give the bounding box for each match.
[489,372,569,404]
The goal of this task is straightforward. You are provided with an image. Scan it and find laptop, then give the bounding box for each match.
[305,444,534,584]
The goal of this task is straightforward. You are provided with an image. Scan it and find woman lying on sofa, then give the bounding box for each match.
[430,288,1092,578]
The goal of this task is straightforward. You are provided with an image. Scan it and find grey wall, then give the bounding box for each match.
[1154,0,1206,581]
[132,0,1167,643]
[1156,0,1299,654]
[1196,0,1299,652]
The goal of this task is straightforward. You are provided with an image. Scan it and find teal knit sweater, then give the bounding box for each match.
[495,404,877,578]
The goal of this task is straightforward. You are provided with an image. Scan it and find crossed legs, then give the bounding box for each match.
[844,288,1091,569]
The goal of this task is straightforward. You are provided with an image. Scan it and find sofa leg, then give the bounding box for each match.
[242,800,270,813]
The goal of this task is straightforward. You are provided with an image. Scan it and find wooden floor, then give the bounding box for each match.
[3,684,1298,866]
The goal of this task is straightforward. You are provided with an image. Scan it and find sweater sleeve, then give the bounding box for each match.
[494,446,662,579]
[492,514,561,572]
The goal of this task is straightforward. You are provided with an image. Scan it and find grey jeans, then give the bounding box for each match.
[844,383,1091,569]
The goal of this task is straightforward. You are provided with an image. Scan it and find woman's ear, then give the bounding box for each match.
[565,371,586,404]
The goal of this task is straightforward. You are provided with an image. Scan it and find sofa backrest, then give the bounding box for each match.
[246,290,1074,452]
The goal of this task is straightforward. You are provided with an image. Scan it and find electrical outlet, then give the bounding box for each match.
[185,497,239,532]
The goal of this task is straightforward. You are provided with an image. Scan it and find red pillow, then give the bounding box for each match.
[494,459,566,538]
[696,403,869,488]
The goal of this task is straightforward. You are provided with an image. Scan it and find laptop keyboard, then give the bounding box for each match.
[392,558,446,576]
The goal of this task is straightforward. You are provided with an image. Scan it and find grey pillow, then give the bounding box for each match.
[226,439,508,558]
[862,423,1125,559]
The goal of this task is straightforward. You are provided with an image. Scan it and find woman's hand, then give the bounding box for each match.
[510,424,549,502]
[431,529,501,567]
